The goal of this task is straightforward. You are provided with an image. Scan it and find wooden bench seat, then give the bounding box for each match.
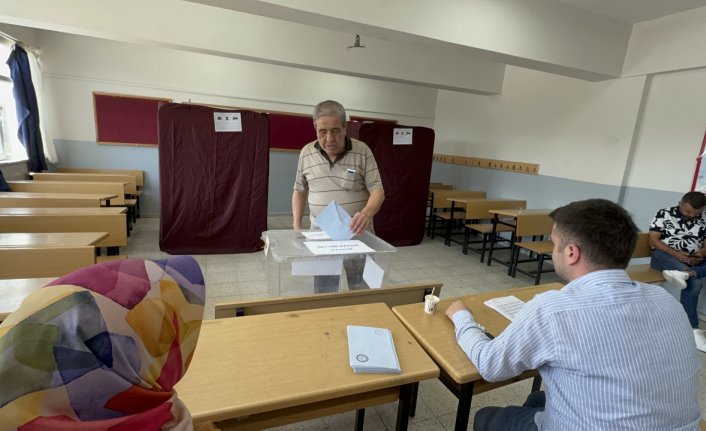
[512,240,554,284]
[464,222,515,261]
[215,282,443,318]
[626,264,665,284]
[627,233,665,284]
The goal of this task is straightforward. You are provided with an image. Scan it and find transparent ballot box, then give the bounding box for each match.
[262,230,397,297]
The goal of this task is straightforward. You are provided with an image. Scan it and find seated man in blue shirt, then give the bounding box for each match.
[446,199,700,430]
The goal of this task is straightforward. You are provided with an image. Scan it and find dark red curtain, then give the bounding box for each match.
[358,123,434,246]
[159,104,269,254]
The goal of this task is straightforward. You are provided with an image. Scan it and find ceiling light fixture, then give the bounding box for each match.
[347,34,366,50]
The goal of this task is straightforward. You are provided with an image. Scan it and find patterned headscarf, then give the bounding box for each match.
[0,256,205,430]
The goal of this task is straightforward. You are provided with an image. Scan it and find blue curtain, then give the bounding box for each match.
[7,45,47,172]
[0,169,9,191]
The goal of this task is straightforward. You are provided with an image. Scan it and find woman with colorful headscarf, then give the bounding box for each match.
[0,256,205,430]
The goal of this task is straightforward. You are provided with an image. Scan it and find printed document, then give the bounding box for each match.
[304,240,374,255]
[483,295,526,321]
[347,325,401,374]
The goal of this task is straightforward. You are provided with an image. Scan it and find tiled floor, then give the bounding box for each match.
[125,216,706,430]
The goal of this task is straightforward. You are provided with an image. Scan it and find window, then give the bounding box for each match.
[0,41,26,161]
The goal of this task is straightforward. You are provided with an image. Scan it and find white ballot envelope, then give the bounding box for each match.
[347,325,401,374]
[315,200,354,240]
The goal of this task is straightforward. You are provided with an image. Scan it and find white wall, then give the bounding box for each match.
[34,30,437,215]
[623,6,706,77]
[433,65,646,186]
[626,68,706,192]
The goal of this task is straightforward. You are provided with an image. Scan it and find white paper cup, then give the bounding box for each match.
[424,294,440,314]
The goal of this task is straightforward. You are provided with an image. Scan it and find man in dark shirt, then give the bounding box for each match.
[649,191,706,350]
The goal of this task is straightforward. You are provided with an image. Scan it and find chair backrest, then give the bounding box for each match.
[431,190,486,209]
[428,184,454,199]
[33,173,137,195]
[8,181,126,205]
[631,232,651,258]
[0,196,100,208]
[514,213,554,237]
[0,213,127,248]
[58,168,145,187]
[0,246,96,279]
[464,199,527,220]
[214,282,443,318]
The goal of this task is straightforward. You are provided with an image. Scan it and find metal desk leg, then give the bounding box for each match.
[487,215,499,266]
[355,408,365,431]
[446,201,456,246]
[454,382,475,431]
[395,383,415,431]
[410,382,419,417]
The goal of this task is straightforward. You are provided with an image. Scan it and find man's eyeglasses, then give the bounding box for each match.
[317,128,343,138]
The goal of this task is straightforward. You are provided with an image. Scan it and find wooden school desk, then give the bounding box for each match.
[31,172,138,195]
[443,198,527,247]
[0,232,108,247]
[486,209,553,271]
[0,277,54,321]
[0,192,117,208]
[0,209,127,254]
[0,207,132,238]
[392,283,562,431]
[176,303,439,431]
[8,181,127,206]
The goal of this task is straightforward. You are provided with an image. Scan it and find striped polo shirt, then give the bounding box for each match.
[294,137,383,228]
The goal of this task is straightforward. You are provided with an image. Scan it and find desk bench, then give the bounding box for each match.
[176,303,439,431]
[0,211,127,254]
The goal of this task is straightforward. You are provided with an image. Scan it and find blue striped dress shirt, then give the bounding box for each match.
[452,270,701,430]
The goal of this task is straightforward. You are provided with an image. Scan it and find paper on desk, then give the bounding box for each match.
[300,230,331,240]
[347,325,401,374]
[291,258,343,276]
[304,240,374,255]
[363,255,384,288]
[314,201,353,240]
[483,295,526,321]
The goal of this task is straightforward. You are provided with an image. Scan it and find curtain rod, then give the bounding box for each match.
[0,30,40,56]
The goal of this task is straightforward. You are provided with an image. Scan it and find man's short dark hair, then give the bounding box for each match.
[550,199,638,269]
[681,191,706,210]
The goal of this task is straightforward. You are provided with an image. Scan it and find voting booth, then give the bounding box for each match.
[262,230,397,297]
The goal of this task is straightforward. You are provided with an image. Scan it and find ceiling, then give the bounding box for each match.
[553,0,706,23]
[1,0,705,94]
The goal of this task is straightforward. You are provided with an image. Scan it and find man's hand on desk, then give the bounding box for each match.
[446,300,471,320]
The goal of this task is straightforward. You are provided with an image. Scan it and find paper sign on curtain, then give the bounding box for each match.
[214,112,242,132]
[393,128,413,145]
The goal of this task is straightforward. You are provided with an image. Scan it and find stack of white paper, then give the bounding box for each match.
[483,295,526,321]
[347,325,401,374]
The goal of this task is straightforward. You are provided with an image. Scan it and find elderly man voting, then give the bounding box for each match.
[446,199,700,431]
[292,100,384,292]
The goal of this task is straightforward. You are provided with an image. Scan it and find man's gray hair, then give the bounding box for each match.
[313,100,347,125]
